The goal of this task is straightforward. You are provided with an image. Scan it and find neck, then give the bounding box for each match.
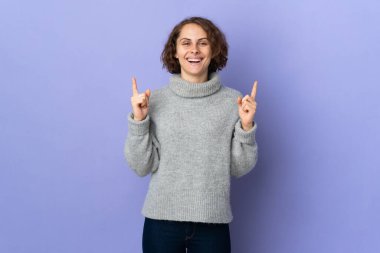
[180,72,208,83]
[168,72,221,98]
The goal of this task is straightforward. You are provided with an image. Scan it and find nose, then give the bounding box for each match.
[190,44,199,54]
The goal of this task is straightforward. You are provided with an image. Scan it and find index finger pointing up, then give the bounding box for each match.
[251,80,258,99]
[132,77,138,96]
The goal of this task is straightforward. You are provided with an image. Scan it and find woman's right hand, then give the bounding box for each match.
[131,77,151,121]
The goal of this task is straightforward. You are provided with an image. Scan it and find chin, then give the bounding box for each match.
[184,66,209,76]
[185,70,208,78]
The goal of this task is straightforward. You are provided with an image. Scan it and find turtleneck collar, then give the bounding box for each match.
[168,72,222,98]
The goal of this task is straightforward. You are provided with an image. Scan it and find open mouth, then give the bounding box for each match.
[186,58,203,64]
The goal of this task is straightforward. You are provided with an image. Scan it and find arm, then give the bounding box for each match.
[124,112,161,177]
[230,118,258,178]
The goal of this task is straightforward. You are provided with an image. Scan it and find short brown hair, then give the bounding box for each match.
[161,16,228,74]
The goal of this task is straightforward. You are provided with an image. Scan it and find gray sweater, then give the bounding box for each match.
[124,72,258,224]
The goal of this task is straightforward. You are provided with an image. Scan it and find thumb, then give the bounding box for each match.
[145,89,151,98]
[237,96,242,106]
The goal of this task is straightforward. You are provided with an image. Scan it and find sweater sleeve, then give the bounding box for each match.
[124,112,161,177]
[230,118,258,178]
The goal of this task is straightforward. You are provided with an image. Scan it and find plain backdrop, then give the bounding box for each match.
[1,0,379,252]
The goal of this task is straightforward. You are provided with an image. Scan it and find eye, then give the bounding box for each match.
[199,41,209,46]
[182,42,190,46]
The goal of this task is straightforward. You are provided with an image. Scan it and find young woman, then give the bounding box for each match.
[125,16,258,253]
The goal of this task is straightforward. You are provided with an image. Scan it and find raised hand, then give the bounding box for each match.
[131,77,151,121]
[237,80,258,131]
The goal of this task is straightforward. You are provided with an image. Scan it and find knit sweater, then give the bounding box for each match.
[124,72,258,224]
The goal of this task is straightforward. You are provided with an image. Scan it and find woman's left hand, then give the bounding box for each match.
[237,81,258,131]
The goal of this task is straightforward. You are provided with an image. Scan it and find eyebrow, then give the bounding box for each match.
[179,37,208,41]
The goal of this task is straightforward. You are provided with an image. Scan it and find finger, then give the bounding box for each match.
[242,98,255,108]
[145,89,151,97]
[243,97,255,104]
[242,101,256,111]
[243,104,250,112]
[140,94,148,107]
[145,91,150,105]
[132,95,146,105]
[242,95,251,103]
[237,96,243,106]
[132,77,139,96]
[138,94,147,104]
[251,80,258,99]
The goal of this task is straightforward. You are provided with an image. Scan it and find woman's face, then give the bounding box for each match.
[175,23,212,83]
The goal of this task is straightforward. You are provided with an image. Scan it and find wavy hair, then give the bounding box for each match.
[161,16,228,74]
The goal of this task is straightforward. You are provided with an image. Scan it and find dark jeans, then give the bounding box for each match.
[142,217,231,253]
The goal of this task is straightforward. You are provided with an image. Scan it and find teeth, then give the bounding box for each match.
[187,58,202,63]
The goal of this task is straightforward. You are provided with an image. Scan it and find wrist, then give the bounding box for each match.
[241,122,254,131]
[131,113,145,121]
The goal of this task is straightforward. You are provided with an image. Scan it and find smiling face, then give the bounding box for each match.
[175,23,212,83]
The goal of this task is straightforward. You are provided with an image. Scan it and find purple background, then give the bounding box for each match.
[1,0,379,252]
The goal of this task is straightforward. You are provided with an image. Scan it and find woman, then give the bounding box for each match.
[125,16,258,253]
